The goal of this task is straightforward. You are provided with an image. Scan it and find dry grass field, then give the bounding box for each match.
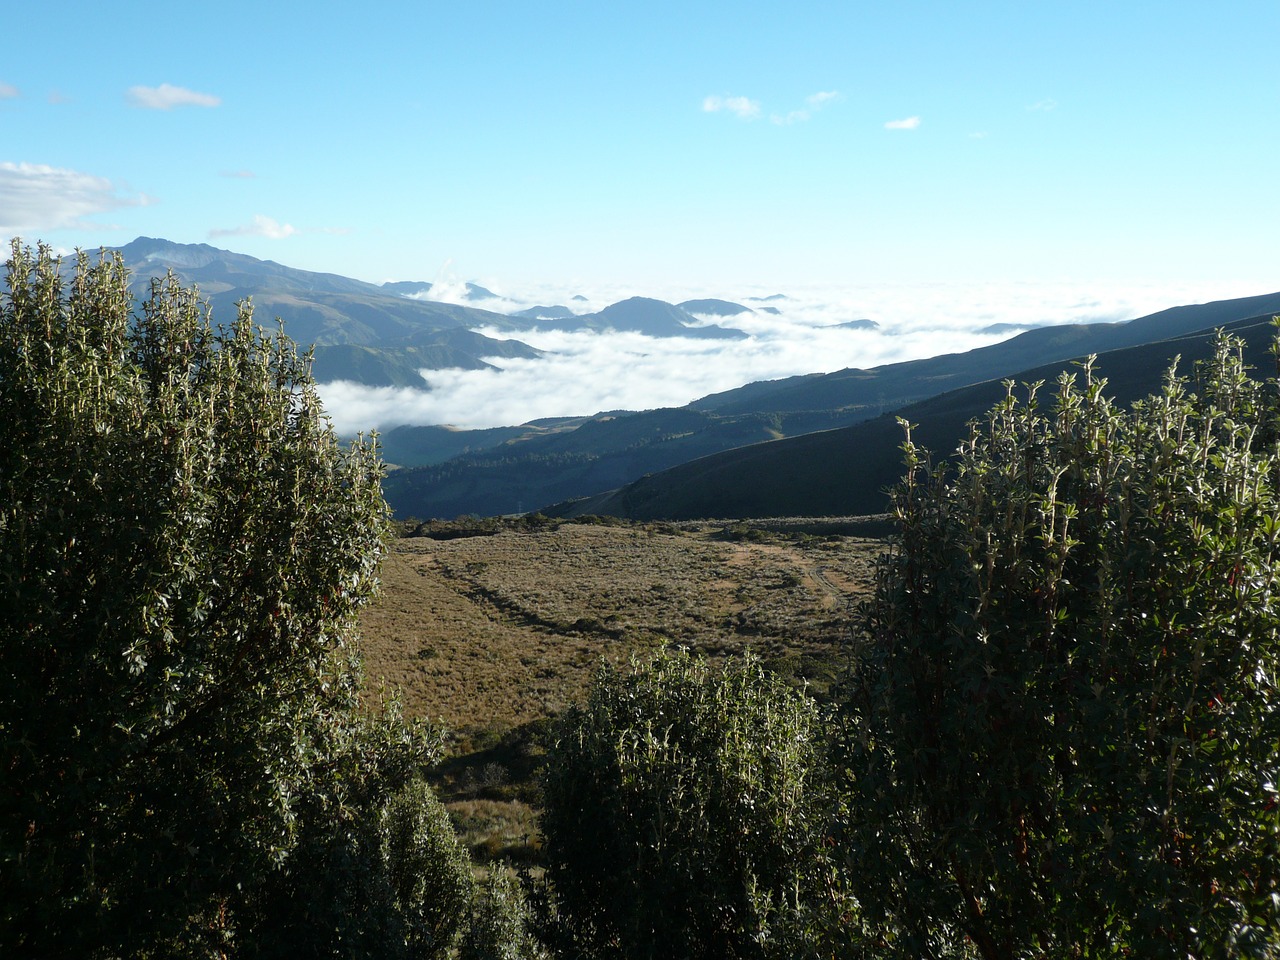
[360,516,886,730]
[357,515,889,863]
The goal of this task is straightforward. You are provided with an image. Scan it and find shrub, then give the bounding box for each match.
[843,336,1280,958]
[459,869,547,960]
[0,242,470,956]
[541,649,850,960]
[238,706,473,960]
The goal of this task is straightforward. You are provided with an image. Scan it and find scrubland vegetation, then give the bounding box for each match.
[5,241,1280,958]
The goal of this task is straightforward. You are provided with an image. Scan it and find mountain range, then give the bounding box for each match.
[384,291,1280,519]
[109,238,753,385]
[94,239,1280,522]
[548,309,1280,521]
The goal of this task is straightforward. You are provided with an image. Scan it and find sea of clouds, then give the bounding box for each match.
[318,277,1271,436]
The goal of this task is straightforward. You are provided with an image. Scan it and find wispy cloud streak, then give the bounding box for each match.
[209,214,297,240]
[127,83,221,110]
[702,94,761,120]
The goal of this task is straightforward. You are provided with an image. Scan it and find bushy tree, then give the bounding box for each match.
[458,868,547,960]
[237,707,474,960]
[0,242,469,956]
[843,336,1280,958]
[541,649,850,960]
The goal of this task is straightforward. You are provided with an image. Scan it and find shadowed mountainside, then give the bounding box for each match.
[383,293,1280,518]
[110,238,538,386]
[548,312,1280,521]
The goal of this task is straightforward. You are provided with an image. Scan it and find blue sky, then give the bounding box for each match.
[4,0,1277,301]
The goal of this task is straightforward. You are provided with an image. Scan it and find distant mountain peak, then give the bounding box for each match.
[589,297,748,340]
[600,295,686,314]
[678,298,754,317]
[117,236,231,269]
[383,280,435,297]
[465,282,499,301]
[513,304,576,321]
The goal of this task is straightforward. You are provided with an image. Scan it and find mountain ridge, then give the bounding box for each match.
[546,311,1280,521]
[70,239,1280,522]
[383,292,1280,518]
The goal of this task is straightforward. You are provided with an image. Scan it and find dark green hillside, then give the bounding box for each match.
[380,421,577,468]
[381,407,807,518]
[381,402,859,479]
[552,312,1280,520]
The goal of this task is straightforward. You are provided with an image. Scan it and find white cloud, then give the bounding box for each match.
[318,321,1001,433]
[884,116,921,130]
[704,90,841,126]
[127,83,221,110]
[0,83,18,99]
[0,162,152,234]
[770,90,841,125]
[1028,98,1057,112]
[207,215,350,241]
[209,214,298,240]
[314,278,1264,435]
[219,169,257,179]
[702,94,761,120]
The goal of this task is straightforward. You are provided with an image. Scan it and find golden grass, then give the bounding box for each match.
[358,519,883,735]
[447,797,543,864]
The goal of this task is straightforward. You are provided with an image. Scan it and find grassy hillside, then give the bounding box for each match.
[359,516,884,733]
